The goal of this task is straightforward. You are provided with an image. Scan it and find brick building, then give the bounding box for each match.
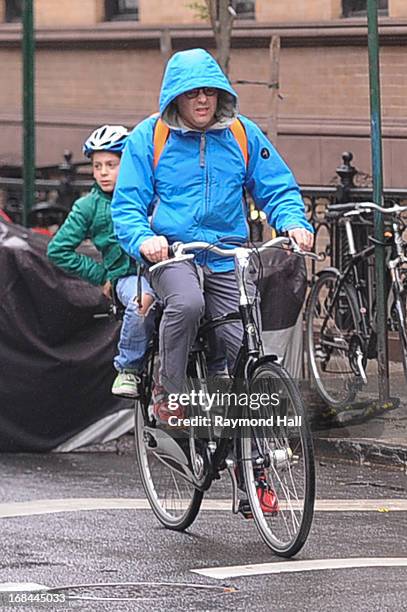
[0,0,406,186]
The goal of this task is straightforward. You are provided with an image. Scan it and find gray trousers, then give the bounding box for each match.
[149,260,254,394]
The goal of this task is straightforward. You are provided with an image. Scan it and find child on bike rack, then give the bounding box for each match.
[47,125,156,399]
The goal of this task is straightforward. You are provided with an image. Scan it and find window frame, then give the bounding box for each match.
[105,0,139,22]
[215,1,255,21]
[5,0,23,23]
[342,0,388,18]
[232,0,255,20]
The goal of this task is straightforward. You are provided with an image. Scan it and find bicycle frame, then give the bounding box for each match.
[319,214,375,349]
[388,218,407,292]
[318,201,407,380]
[143,238,317,492]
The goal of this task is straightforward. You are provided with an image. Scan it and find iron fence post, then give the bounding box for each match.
[335,152,357,204]
[333,153,358,271]
[58,150,76,209]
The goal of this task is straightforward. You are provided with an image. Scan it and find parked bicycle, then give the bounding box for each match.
[134,237,317,558]
[306,201,407,408]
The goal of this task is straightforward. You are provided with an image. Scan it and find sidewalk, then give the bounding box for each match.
[308,362,407,467]
[74,363,407,467]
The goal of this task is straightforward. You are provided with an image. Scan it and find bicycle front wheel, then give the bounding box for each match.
[241,361,315,557]
[306,271,362,408]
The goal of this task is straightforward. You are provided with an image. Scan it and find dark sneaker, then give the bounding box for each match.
[111,371,141,398]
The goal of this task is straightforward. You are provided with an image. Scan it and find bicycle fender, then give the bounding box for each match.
[247,355,280,378]
[254,354,280,364]
[315,267,341,278]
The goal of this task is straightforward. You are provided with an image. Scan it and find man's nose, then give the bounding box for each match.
[197,89,208,101]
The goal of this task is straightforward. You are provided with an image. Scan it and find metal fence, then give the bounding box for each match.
[0,151,92,228]
[1,149,407,249]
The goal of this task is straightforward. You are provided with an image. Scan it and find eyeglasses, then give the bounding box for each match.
[184,87,218,99]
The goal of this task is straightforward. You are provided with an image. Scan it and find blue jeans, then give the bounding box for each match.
[114,275,156,373]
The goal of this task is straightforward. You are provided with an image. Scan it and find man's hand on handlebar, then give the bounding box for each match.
[140,236,169,263]
[287,228,314,252]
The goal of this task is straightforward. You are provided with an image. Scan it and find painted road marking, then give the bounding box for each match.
[192,557,407,579]
[0,498,407,518]
[0,583,49,592]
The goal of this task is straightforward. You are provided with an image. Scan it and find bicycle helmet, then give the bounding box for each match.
[83,124,129,158]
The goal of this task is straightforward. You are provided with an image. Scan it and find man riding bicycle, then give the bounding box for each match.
[111,47,313,422]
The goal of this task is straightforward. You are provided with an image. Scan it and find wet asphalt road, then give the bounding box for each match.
[0,449,406,612]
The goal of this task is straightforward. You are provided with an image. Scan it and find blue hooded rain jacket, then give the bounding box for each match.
[111,48,313,272]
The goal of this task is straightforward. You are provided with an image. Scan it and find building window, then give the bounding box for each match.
[5,0,23,22]
[105,0,139,21]
[342,0,388,17]
[231,1,255,20]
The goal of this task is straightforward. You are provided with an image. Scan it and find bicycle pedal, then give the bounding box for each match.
[238,499,253,519]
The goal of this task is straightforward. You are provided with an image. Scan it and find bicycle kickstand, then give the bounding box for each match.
[356,352,368,385]
[226,458,240,514]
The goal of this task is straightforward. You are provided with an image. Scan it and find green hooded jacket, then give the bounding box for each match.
[47,183,137,286]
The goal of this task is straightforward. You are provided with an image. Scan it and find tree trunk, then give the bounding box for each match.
[205,0,235,75]
[160,29,173,68]
[267,36,280,145]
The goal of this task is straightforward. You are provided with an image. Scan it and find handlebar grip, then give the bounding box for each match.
[325,210,342,221]
[327,202,359,211]
[168,241,182,258]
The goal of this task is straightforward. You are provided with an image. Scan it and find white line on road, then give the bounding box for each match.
[0,497,406,518]
[0,583,50,592]
[192,557,407,579]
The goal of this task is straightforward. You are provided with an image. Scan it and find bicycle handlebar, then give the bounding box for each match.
[328,201,407,216]
[171,236,289,257]
[150,236,321,272]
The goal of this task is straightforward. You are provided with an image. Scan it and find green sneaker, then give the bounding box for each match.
[111,371,141,398]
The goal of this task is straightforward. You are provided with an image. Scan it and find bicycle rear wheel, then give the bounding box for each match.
[134,351,203,531]
[241,361,315,557]
[306,271,362,408]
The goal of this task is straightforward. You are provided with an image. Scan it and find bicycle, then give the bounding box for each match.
[134,237,317,557]
[306,200,407,409]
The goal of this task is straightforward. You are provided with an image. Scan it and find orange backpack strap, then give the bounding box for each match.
[153,118,170,169]
[152,116,248,169]
[230,118,248,167]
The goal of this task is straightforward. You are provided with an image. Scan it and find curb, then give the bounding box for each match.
[314,436,407,468]
[77,431,407,469]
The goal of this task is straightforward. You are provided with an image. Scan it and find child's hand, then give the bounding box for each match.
[101,280,112,298]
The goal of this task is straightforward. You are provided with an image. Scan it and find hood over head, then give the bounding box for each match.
[159,48,239,130]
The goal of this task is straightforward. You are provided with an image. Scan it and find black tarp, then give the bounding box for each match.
[0,218,131,451]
